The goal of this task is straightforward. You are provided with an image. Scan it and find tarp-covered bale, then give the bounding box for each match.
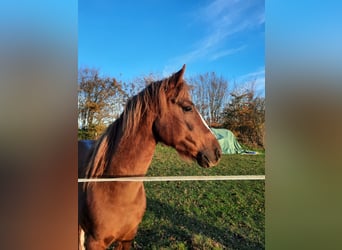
[211,128,257,155]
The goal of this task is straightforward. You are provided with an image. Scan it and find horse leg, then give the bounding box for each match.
[78,226,85,250]
[121,240,133,250]
[115,240,132,250]
[115,225,139,250]
[85,235,107,250]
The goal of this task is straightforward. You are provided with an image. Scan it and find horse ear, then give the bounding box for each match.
[173,64,186,84]
[165,64,186,97]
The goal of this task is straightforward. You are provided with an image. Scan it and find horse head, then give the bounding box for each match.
[153,65,221,168]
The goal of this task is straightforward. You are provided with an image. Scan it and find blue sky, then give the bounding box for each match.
[78,0,265,96]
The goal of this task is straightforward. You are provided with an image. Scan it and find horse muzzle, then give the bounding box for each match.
[196,147,221,168]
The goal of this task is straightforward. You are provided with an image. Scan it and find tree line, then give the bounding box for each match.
[78,67,265,148]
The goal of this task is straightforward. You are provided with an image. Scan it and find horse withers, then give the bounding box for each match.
[78,65,221,250]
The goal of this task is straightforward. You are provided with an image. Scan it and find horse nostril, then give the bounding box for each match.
[215,148,221,161]
[202,153,210,164]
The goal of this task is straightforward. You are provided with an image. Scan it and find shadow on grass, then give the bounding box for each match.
[135,198,264,249]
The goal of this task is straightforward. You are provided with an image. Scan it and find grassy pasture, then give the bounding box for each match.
[132,145,265,249]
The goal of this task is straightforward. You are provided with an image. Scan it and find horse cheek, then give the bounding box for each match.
[153,118,172,145]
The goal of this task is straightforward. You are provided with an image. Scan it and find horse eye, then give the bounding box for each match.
[182,106,193,112]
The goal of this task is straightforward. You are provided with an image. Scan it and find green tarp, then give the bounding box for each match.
[211,128,256,155]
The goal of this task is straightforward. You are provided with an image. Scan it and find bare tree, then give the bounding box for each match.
[188,72,228,126]
[122,72,160,99]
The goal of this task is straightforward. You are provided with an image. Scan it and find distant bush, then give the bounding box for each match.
[222,88,265,149]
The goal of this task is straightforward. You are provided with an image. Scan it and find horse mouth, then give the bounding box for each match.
[196,148,221,168]
[196,152,212,168]
[175,148,221,168]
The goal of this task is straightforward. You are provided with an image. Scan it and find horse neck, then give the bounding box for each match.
[105,113,157,177]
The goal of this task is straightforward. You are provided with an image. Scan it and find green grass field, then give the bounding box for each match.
[132,145,265,249]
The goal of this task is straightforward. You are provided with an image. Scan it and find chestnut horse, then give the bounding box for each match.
[78,65,221,250]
